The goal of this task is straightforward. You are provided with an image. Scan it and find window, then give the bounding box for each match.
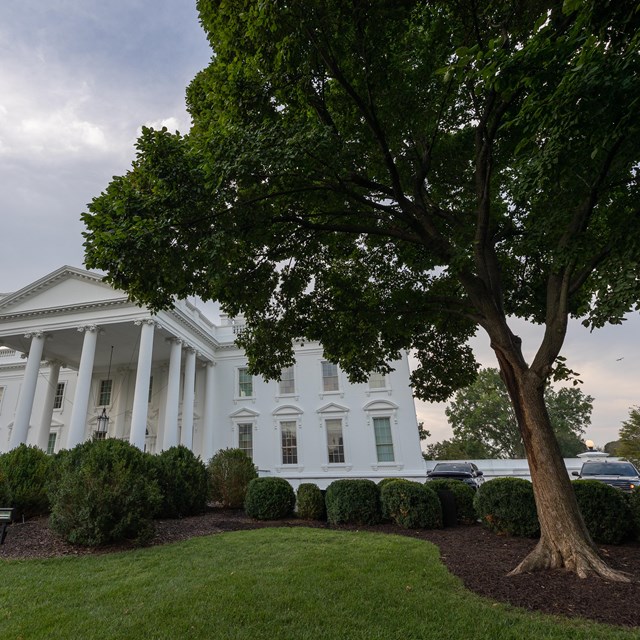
[46,432,57,455]
[98,379,112,406]
[53,382,65,410]
[326,418,345,464]
[278,366,295,395]
[238,368,253,397]
[280,421,298,465]
[321,361,339,392]
[148,376,154,404]
[368,372,386,390]
[373,417,395,462]
[238,423,253,459]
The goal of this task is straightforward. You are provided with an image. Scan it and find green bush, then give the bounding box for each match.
[380,481,442,529]
[207,448,258,508]
[244,477,295,520]
[325,479,381,526]
[630,486,640,540]
[154,446,208,518]
[296,483,326,520]
[0,444,52,519]
[573,480,633,545]
[474,477,540,537]
[49,439,161,546]
[425,478,476,524]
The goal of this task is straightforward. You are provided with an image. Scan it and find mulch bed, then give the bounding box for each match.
[2,509,639,629]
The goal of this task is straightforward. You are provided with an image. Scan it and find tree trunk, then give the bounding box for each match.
[498,362,630,581]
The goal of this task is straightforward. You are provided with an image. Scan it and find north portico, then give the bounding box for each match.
[0,266,426,488]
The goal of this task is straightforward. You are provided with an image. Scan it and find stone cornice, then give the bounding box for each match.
[0,298,130,322]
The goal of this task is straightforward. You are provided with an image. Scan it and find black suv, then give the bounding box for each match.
[572,460,640,493]
[426,462,485,490]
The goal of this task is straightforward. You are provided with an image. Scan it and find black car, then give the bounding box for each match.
[571,460,640,493]
[426,462,485,490]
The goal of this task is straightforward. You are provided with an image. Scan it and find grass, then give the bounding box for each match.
[0,527,637,639]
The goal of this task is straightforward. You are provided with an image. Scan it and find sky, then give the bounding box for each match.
[1,1,638,450]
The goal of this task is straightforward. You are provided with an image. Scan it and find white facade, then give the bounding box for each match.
[0,266,426,488]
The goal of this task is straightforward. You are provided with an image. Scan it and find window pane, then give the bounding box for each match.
[148,376,154,404]
[281,420,298,465]
[368,372,386,389]
[326,418,345,464]
[322,361,339,392]
[238,368,253,397]
[279,366,295,395]
[238,423,253,460]
[53,382,65,410]
[373,417,395,462]
[99,379,112,406]
[46,432,57,455]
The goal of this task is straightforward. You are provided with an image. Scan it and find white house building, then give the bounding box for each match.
[0,266,426,488]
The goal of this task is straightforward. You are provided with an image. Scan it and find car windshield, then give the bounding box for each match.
[432,463,473,473]
[581,462,638,476]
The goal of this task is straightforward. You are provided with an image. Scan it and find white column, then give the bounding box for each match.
[9,331,45,449]
[67,325,99,448]
[162,338,182,451]
[201,361,217,462]
[113,368,129,440]
[180,348,196,450]
[130,319,155,450]
[36,360,62,451]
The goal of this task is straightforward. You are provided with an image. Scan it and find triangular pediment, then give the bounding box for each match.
[317,402,350,414]
[0,266,127,316]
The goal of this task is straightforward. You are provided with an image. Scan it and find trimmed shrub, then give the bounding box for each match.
[325,479,381,526]
[244,477,295,520]
[207,448,258,508]
[426,478,476,524]
[296,483,326,520]
[381,481,442,529]
[154,446,208,518]
[630,486,640,541]
[378,478,412,520]
[573,480,633,545]
[49,439,161,546]
[0,444,52,519]
[474,477,539,537]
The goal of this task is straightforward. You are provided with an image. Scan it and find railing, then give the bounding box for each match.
[0,349,17,358]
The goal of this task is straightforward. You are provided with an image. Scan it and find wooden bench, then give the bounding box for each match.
[0,507,15,545]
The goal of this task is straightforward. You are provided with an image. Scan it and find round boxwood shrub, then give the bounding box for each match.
[474,477,540,537]
[325,479,381,526]
[381,481,442,529]
[378,478,411,521]
[573,479,633,545]
[154,446,208,518]
[0,444,52,519]
[296,483,326,520]
[426,478,476,524]
[207,448,258,508]
[245,477,295,520]
[49,439,161,546]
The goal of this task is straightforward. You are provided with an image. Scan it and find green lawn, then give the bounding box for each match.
[0,528,636,639]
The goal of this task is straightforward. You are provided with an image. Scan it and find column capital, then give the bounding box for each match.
[45,359,66,368]
[24,330,44,340]
[165,337,183,346]
[76,324,98,333]
[134,318,157,328]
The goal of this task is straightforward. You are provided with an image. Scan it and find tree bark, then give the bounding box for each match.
[495,353,631,581]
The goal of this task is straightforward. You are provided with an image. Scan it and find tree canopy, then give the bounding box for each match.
[427,368,592,459]
[618,406,640,468]
[82,0,640,579]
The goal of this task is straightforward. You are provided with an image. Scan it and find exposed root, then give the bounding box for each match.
[508,538,632,582]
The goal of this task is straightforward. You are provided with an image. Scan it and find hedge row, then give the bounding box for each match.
[4,442,640,547]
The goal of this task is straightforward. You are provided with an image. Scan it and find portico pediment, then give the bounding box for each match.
[0,266,127,317]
